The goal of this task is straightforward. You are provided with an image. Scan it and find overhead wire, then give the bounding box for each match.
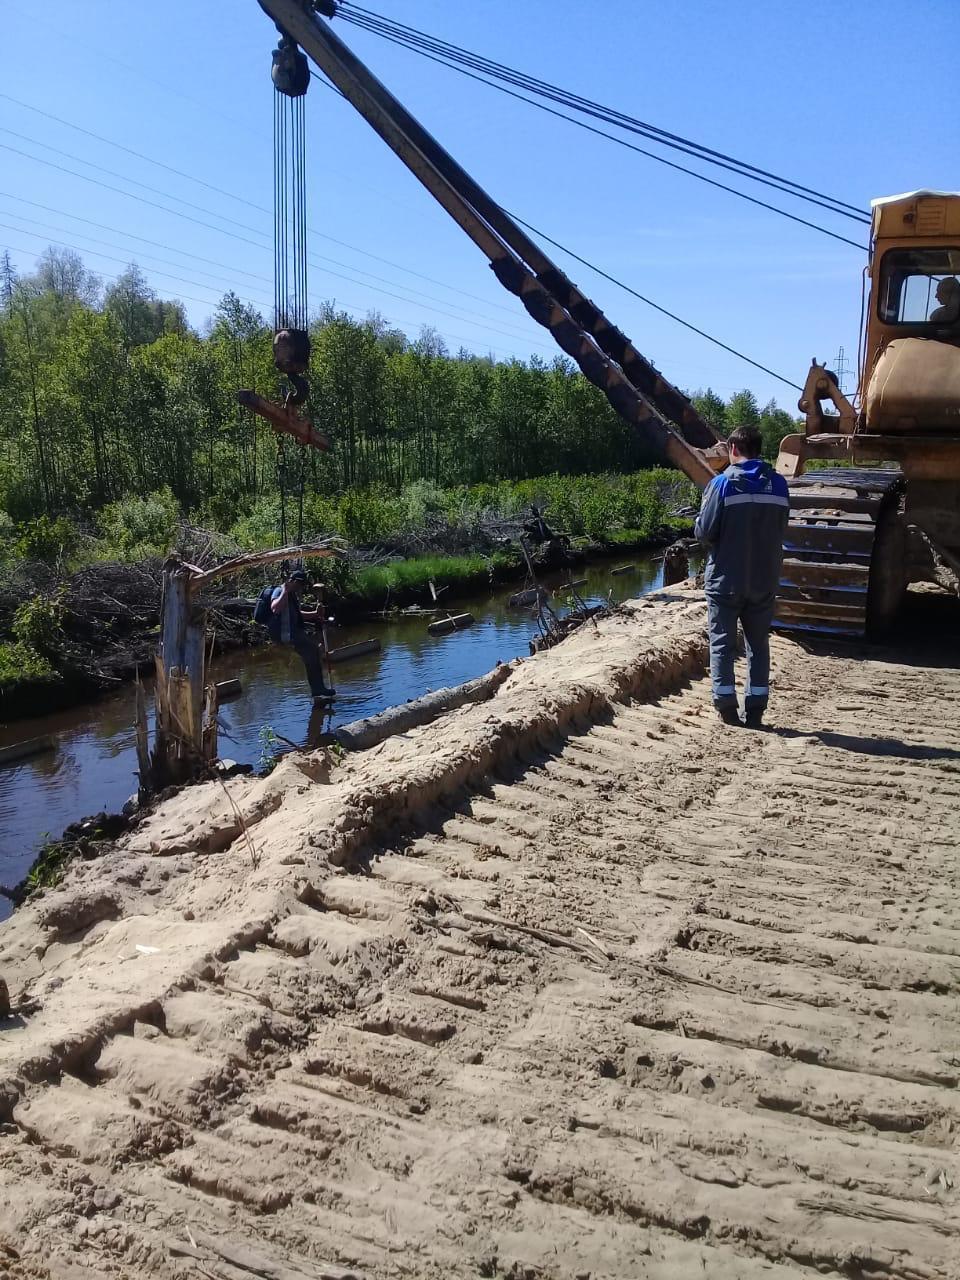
[0,90,525,315]
[0,147,557,347]
[507,213,802,391]
[3,238,529,362]
[1,36,812,390]
[329,20,866,253]
[340,3,869,226]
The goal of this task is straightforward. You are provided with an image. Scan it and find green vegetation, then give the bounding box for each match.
[0,246,797,709]
[0,246,798,533]
[354,551,517,602]
[0,639,60,688]
[24,836,75,894]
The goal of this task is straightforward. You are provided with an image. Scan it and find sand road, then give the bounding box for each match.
[1,586,959,1279]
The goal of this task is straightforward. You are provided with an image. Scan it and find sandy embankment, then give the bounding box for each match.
[2,582,959,1279]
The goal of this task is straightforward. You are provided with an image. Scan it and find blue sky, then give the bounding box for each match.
[2,0,957,409]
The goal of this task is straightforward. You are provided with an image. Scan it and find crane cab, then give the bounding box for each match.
[862,191,960,436]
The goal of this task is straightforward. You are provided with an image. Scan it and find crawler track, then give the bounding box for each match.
[778,468,904,638]
[2,589,959,1279]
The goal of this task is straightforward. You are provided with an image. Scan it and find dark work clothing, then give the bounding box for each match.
[292,633,330,699]
[695,458,790,597]
[695,459,789,713]
[707,592,776,712]
[269,585,331,697]
[269,586,305,644]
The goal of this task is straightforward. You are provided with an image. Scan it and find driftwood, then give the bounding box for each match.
[189,539,343,591]
[427,613,474,635]
[327,638,381,664]
[333,661,516,752]
[610,564,637,576]
[0,735,55,768]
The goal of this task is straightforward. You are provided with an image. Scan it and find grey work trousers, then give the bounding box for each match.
[706,591,776,712]
[291,633,330,698]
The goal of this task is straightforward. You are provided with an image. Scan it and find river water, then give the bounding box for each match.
[0,555,673,912]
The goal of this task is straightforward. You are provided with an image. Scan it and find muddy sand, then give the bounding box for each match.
[1,584,959,1279]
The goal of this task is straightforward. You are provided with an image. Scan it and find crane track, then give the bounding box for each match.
[1,590,959,1279]
[777,467,905,638]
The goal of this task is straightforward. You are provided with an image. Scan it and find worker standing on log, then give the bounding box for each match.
[694,425,789,729]
[267,568,336,703]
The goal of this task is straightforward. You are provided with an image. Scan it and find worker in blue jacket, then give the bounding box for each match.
[694,424,789,728]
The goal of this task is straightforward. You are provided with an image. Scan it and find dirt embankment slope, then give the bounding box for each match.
[1,585,959,1280]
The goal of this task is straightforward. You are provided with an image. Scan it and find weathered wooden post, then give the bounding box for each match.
[138,541,344,795]
[153,555,208,788]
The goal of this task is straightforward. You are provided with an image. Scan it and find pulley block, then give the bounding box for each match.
[273,327,311,376]
[271,35,310,97]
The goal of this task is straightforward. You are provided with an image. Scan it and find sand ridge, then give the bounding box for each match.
[1,584,959,1278]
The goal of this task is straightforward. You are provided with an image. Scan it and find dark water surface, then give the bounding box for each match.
[0,556,670,914]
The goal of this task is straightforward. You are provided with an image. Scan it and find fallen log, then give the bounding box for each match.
[508,586,549,608]
[333,661,516,751]
[0,735,55,768]
[327,638,381,664]
[215,678,242,700]
[427,613,475,635]
[610,564,637,576]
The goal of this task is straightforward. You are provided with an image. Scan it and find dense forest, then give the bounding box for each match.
[0,246,799,544]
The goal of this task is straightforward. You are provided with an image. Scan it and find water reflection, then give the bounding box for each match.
[0,555,672,912]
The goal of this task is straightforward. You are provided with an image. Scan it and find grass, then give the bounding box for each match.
[354,551,519,603]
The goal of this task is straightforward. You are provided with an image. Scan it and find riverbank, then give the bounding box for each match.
[0,523,691,724]
[0,555,683,905]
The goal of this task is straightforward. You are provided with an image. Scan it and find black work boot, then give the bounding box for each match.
[743,707,765,730]
[715,704,741,727]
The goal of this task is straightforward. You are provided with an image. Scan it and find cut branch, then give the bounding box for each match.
[188,539,345,592]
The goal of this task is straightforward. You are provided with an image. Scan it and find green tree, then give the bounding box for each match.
[725,389,761,429]
[691,388,727,434]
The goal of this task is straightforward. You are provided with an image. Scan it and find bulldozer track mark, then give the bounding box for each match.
[2,590,959,1279]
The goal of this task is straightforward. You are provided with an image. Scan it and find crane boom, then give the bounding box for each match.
[256,0,722,489]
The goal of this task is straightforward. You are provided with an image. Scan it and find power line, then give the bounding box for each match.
[1,70,803,389]
[509,213,803,392]
[341,3,870,226]
[0,91,523,317]
[3,238,523,362]
[0,146,556,348]
[0,216,554,353]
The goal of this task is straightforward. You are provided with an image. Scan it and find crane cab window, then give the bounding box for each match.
[878,247,960,325]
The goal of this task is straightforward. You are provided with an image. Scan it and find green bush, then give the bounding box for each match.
[0,640,59,688]
[97,488,179,560]
[13,515,80,564]
[229,497,283,550]
[12,593,64,653]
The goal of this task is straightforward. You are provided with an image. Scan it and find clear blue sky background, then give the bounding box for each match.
[2,1,957,410]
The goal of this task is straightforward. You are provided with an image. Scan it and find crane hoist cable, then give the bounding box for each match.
[236,14,331,454]
[272,33,311,408]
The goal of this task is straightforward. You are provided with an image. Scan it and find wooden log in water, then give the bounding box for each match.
[508,586,549,607]
[215,678,242,699]
[559,578,588,591]
[334,661,517,752]
[610,564,637,576]
[0,735,55,768]
[427,613,475,635]
[327,638,381,664]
